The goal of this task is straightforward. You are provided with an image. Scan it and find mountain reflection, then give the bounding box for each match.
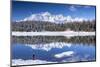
[12,36,95,45]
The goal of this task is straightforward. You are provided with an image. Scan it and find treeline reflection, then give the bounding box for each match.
[12,36,95,45]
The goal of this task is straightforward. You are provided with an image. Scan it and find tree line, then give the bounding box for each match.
[12,20,96,31]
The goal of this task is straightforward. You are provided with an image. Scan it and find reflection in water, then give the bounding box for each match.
[25,42,72,51]
[12,43,96,66]
[12,36,96,66]
[12,36,95,44]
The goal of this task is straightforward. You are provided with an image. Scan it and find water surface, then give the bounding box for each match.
[12,43,96,65]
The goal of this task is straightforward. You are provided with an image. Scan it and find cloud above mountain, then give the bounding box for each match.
[69,5,77,11]
[17,12,89,23]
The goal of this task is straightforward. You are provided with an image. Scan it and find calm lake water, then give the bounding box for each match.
[12,42,96,65]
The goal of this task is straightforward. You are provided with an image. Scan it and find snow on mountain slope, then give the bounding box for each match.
[17,12,88,23]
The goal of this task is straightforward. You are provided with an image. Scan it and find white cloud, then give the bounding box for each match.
[25,42,72,51]
[12,59,57,66]
[84,6,92,8]
[69,5,77,11]
[54,51,74,58]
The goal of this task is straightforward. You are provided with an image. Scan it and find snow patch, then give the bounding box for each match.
[12,59,57,66]
[54,51,74,58]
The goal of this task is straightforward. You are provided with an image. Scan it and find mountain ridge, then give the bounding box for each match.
[16,12,92,23]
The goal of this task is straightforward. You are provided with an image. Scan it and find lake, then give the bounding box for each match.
[12,42,96,66]
[11,31,96,66]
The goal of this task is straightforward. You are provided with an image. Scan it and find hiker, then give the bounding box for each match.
[32,54,35,60]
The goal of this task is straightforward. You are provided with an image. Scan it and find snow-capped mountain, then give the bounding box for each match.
[17,12,88,23]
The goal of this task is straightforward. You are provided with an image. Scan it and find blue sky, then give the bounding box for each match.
[12,1,96,21]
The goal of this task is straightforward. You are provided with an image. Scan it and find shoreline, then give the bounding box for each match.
[12,31,95,37]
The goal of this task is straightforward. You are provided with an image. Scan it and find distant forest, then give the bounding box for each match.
[12,20,96,32]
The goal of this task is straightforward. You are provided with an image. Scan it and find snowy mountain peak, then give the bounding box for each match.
[17,12,88,23]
